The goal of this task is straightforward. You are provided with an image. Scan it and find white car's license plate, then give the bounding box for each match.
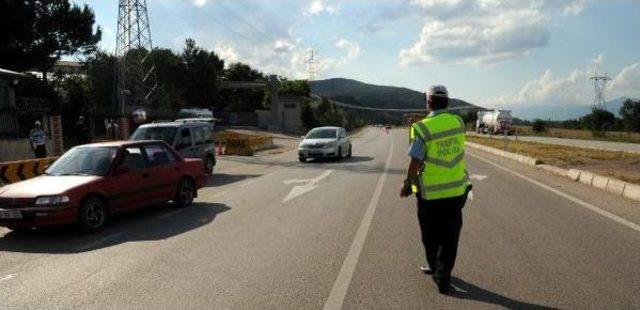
[0,209,23,219]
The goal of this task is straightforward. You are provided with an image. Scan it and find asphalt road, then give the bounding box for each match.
[468,132,640,154]
[1,127,640,309]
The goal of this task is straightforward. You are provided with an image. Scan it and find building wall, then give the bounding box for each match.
[0,139,55,162]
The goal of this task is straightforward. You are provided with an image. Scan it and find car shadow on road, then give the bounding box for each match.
[305,156,374,164]
[0,202,230,254]
[205,173,261,187]
[449,277,559,310]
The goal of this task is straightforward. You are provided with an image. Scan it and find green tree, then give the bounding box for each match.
[83,51,116,115]
[181,39,224,108]
[151,48,187,113]
[580,107,617,132]
[278,80,310,97]
[531,119,546,133]
[619,99,640,133]
[0,0,101,79]
[300,99,317,129]
[223,62,265,111]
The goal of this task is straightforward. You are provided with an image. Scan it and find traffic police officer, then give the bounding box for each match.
[400,85,471,295]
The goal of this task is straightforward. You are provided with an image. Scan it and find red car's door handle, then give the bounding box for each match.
[142,173,150,178]
[174,167,181,172]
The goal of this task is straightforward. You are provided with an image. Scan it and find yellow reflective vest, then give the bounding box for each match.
[411,112,470,200]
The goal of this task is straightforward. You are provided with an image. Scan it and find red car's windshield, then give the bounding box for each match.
[46,147,117,176]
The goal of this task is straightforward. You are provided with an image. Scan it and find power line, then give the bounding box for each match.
[590,68,612,110]
[115,0,157,114]
[307,48,316,89]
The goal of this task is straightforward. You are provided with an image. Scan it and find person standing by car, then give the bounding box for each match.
[29,120,47,158]
[400,85,471,295]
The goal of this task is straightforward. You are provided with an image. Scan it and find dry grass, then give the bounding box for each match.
[468,136,640,184]
[512,125,640,144]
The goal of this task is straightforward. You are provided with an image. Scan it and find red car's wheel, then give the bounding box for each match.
[78,196,109,233]
[175,178,195,208]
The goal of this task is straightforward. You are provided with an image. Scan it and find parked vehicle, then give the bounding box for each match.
[298,126,352,162]
[476,110,513,135]
[0,141,207,232]
[178,108,214,119]
[131,122,216,174]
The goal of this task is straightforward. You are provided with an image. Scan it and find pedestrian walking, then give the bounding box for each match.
[400,85,471,295]
[29,121,47,158]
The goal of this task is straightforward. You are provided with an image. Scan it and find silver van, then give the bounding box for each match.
[130,121,216,174]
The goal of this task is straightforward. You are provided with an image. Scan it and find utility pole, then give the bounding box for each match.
[114,0,157,118]
[306,49,316,91]
[590,69,611,110]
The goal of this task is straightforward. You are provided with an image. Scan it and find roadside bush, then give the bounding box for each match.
[531,119,547,133]
[620,99,640,133]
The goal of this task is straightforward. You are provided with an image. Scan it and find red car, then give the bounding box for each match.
[0,141,207,232]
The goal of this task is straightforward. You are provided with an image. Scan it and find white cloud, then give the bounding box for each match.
[400,0,589,66]
[274,39,295,53]
[305,0,340,16]
[609,63,640,99]
[487,57,640,108]
[213,42,239,65]
[193,0,207,7]
[336,39,362,60]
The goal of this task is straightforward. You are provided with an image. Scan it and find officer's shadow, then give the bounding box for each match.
[449,277,560,310]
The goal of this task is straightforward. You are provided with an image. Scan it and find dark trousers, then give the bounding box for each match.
[416,192,467,286]
[34,145,47,158]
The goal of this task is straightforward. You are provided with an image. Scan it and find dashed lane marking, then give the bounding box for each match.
[323,136,394,310]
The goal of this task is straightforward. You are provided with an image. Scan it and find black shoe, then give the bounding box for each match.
[420,265,434,275]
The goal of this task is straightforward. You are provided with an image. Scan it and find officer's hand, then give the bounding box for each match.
[400,183,412,198]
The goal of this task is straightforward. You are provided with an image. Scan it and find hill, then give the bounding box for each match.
[312,78,481,111]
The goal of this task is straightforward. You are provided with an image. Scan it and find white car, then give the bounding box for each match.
[298,126,352,162]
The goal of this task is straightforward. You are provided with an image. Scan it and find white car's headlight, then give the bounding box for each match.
[35,195,70,205]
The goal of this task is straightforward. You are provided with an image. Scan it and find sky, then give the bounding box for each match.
[75,0,640,119]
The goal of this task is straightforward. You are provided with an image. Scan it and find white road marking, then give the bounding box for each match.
[323,137,394,310]
[468,152,640,233]
[470,174,488,181]
[0,274,14,282]
[239,179,259,187]
[76,231,129,252]
[282,170,334,203]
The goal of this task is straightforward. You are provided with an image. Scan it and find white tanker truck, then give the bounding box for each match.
[476,110,513,135]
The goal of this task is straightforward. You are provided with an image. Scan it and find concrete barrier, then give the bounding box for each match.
[578,171,595,186]
[568,169,582,181]
[0,157,57,185]
[592,174,610,190]
[606,179,627,196]
[623,183,640,201]
[466,142,540,166]
[537,164,569,177]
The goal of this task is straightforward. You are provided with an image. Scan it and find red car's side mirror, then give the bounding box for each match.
[114,164,131,175]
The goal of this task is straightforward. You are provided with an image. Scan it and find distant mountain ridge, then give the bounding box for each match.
[312,78,482,111]
[510,97,637,120]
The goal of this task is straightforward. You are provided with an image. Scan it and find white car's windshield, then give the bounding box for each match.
[131,127,177,145]
[306,129,337,139]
